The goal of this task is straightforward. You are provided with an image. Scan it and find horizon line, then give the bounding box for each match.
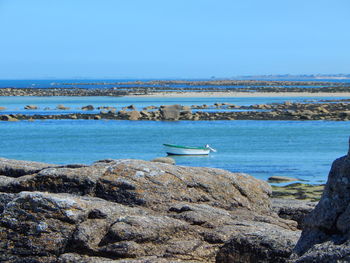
[0,73,349,81]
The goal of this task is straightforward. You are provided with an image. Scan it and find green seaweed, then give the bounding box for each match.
[271,183,325,202]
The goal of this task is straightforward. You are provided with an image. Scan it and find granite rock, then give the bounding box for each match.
[272,198,316,229]
[0,157,56,177]
[291,138,350,262]
[0,158,300,262]
[151,157,176,165]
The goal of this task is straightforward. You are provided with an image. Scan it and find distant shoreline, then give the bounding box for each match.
[129,91,350,98]
[1,87,350,97]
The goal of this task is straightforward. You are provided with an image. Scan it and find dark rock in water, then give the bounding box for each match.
[81,105,95,110]
[291,138,350,262]
[0,157,300,262]
[122,104,137,111]
[0,114,18,121]
[24,104,38,110]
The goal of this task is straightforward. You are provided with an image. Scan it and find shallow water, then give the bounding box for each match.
[0,119,348,184]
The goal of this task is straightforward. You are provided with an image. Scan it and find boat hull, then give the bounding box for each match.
[164,146,210,155]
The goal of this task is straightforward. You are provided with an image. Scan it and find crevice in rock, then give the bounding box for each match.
[53,164,89,169]
[0,166,56,178]
[169,205,193,213]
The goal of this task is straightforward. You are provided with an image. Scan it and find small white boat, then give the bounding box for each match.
[163,144,216,155]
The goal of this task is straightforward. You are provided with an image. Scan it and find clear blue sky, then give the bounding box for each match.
[0,0,349,79]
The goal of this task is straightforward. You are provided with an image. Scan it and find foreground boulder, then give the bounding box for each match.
[292,139,350,262]
[0,158,299,262]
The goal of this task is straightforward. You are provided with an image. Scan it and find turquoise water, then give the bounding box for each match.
[1,95,349,184]
[0,119,348,184]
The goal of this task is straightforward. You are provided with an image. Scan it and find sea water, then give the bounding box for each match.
[0,119,348,184]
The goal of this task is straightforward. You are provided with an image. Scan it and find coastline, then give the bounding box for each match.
[2,98,350,121]
[129,91,350,98]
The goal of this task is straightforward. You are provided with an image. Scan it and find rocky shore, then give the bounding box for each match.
[1,138,350,262]
[0,80,349,97]
[62,79,348,87]
[0,88,128,97]
[1,100,350,121]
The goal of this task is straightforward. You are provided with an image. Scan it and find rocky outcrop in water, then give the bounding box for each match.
[291,139,350,262]
[0,79,349,97]
[81,105,95,110]
[0,115,18,121]
[0,158,300,262]
[1,100,350,121]
[24,104,38,110]
[0,88,128,97]
[159,105,192,121]
[56,104,70,110]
